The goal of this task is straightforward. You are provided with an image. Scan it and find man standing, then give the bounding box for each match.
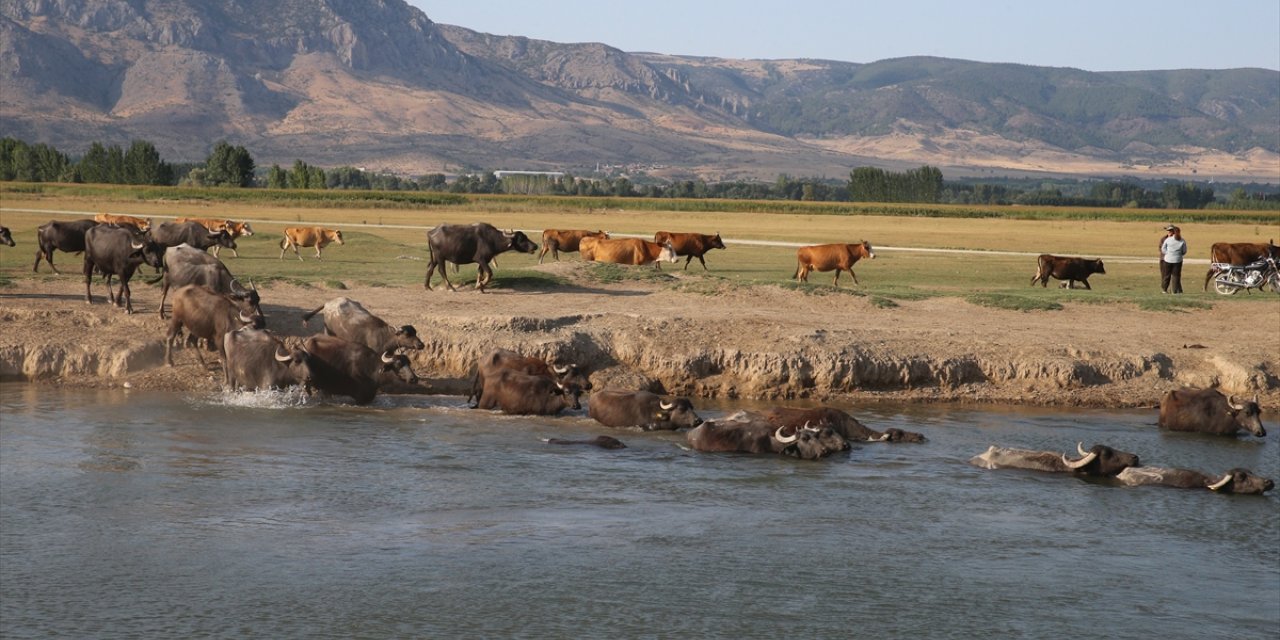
[1160,225,1188,294]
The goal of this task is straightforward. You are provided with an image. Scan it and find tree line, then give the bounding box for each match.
[1,136,1274,210]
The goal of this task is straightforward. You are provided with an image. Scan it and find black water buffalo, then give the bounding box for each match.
[476,368,582,415]
[1157,388,1266,437]
[0,226,13,247]
[762,406,927,443]
[222,327,314,392]
[587,389,703,431]
[301,297,424,354]
[158,244,261,318]
[543,436,626,449]
[469,348,592,408]
[302,334,419,405]
[165,285,264,373]
[424,223,538,292]
[33,218,99,273]
[1116,467,1274,495]
[686,410,851,460]
[82,225,165,313]
[150,221,238,252]
[1030,254,1106,289]
[969,442,1140,477]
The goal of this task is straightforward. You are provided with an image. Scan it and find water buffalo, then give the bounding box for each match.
[476,368,582,416]
[158,244,261,318]
[794,241,875,286]
[969,442,1140,477]
[165,285,264,372]
[0,226,13,247]
[686,410,851,460]
[1116,467,1274,495]
[302,297,424,355]
[539,229,609,263]
[762,406,927,443]
[33,218,99,273]
[82,225,165,313]
[280,227,344,261]
[302,334,419,405]
[1030,254,1106,289]
[587,389,702,431]
[222,327,314,392]
[1204,240,1279,291]
[1157,388,1265,437]
[469,348,592,409]
[543,436,626,449]
[177,217,253,257]
[424,223,537,292]
[653,231,726,271]
[150,221,237,252]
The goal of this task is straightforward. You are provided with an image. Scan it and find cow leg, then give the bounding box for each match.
[159,282,170,319]
[698,255,709,271]
[82,259,94,304]
[423,260,438,290]
[476,263,493,293]
[832,270,841,286]
[121,278,134,313]
[684,255,693,271]
[165,319,182,366]
[1080,278,1091,290]
[210,245,220,259]
[538,243,550,264]
[850,270,860,286]
[314,245,322,260]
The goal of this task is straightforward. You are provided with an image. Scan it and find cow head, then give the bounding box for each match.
[1226,394,1266,437]
[774,423,851,460]
[875,427,928,443]
[658,240,678,263]
[1061,442,1140,476]
[554,381,584,410]
[860,240,876,260]
[394,325,426,351]
[506,230,538,254]
[710,233,726,250]
[654,398,702,430]
[380,350,419,385]
[1206,468,1274,494]
[1092,259,1106,274]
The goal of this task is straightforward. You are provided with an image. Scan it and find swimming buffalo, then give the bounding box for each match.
[686,410,851,460]
[469,348,591,409]
[1116,467,1273,495]
[33,218,99,274]
[587,389,702,431]
[543,436,627,449]
[1157,388,1266,437]
[762,406,926,443]
[970,442,1140,477]
[424,223,537,292]
[476,368,582,416]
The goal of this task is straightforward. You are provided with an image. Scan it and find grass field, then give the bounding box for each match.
[2,187,1277,313]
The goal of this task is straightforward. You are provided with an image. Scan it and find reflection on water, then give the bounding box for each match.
[1,384,1277,639]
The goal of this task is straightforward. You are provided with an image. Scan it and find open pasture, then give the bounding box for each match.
[1,191,1276,312]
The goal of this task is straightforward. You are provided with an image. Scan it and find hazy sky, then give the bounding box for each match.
[409,0,1280,72]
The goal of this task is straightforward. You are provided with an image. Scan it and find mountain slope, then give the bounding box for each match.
[2,0,1276,180]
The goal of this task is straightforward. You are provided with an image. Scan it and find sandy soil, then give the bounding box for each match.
[1,262,1277,411]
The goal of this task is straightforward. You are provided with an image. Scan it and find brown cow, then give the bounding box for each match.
[794,241,875,285]
[178,217,254,257]
[653,231,726,271]
[93,213,152,232]
[280,226,344,261]
[1030,254,1106,289]
[585,237,677,268]
[1203,240,1279,291]
[539,229,609,263]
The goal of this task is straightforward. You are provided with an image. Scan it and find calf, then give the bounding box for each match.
[653,231,726,271]
[687,411,851,460]
[1030,254,1106,289]
[794,241,875,286]
[540,229,609,263]
[280,227,344,261]
[587,389,702,431]
[165,285,264,372]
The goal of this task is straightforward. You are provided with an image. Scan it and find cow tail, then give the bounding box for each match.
[1031,255,1048,286]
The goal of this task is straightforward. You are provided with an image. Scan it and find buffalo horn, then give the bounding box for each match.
[1227,395,1243,410]
[774,426,797,444]
[874,433,891,442]
[1062,442,1098,469]
[1207,474,1233,491]
[238,310,253,322]
[659,400,675,411]
[131,240,144,250]
[381,350,395,364]
[274,348,292,363]
[552,364,570,375]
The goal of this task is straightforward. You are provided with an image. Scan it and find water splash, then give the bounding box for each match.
[206,387,317,409]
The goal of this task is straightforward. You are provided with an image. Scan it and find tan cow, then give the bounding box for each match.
[94,213,152,232]
[794,241,876,286]
[539,229,609,263]
[280,226,344,261]
[585,237,677,268]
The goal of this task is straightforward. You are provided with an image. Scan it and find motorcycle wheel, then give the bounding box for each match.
[1213,279,1241,295]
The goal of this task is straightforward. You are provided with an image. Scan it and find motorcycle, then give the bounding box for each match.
[1208,255,1280,295]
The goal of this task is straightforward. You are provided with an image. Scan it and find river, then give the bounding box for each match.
[1,384,1276,639]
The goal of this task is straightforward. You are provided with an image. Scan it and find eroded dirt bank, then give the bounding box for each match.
[1,265,1277,410]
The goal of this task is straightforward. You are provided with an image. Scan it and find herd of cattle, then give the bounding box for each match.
[0,215,1274,495]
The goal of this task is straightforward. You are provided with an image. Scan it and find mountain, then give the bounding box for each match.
[2,0,1277,181]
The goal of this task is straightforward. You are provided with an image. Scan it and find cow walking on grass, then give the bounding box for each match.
[1030,254,1106,289]
[280,227,344,261]
[794,241,875,286]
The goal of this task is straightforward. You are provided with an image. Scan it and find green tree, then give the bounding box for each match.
[204,141,255,187]
[266,164,288,189]
[123,140,168,185]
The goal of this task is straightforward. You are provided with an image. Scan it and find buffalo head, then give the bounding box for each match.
[1061,442,1139,476]
[1207,468,1274,495]
[774,423,851,460]
[506,230,538,254]
[1227,394,1266,437]
[380,350,419,385]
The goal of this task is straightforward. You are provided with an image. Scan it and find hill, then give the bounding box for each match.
[2,0,1277,181]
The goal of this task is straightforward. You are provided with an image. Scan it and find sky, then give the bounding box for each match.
[410,0,1280,72]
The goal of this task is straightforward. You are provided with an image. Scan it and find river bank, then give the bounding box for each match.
[2,262,1277,410]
